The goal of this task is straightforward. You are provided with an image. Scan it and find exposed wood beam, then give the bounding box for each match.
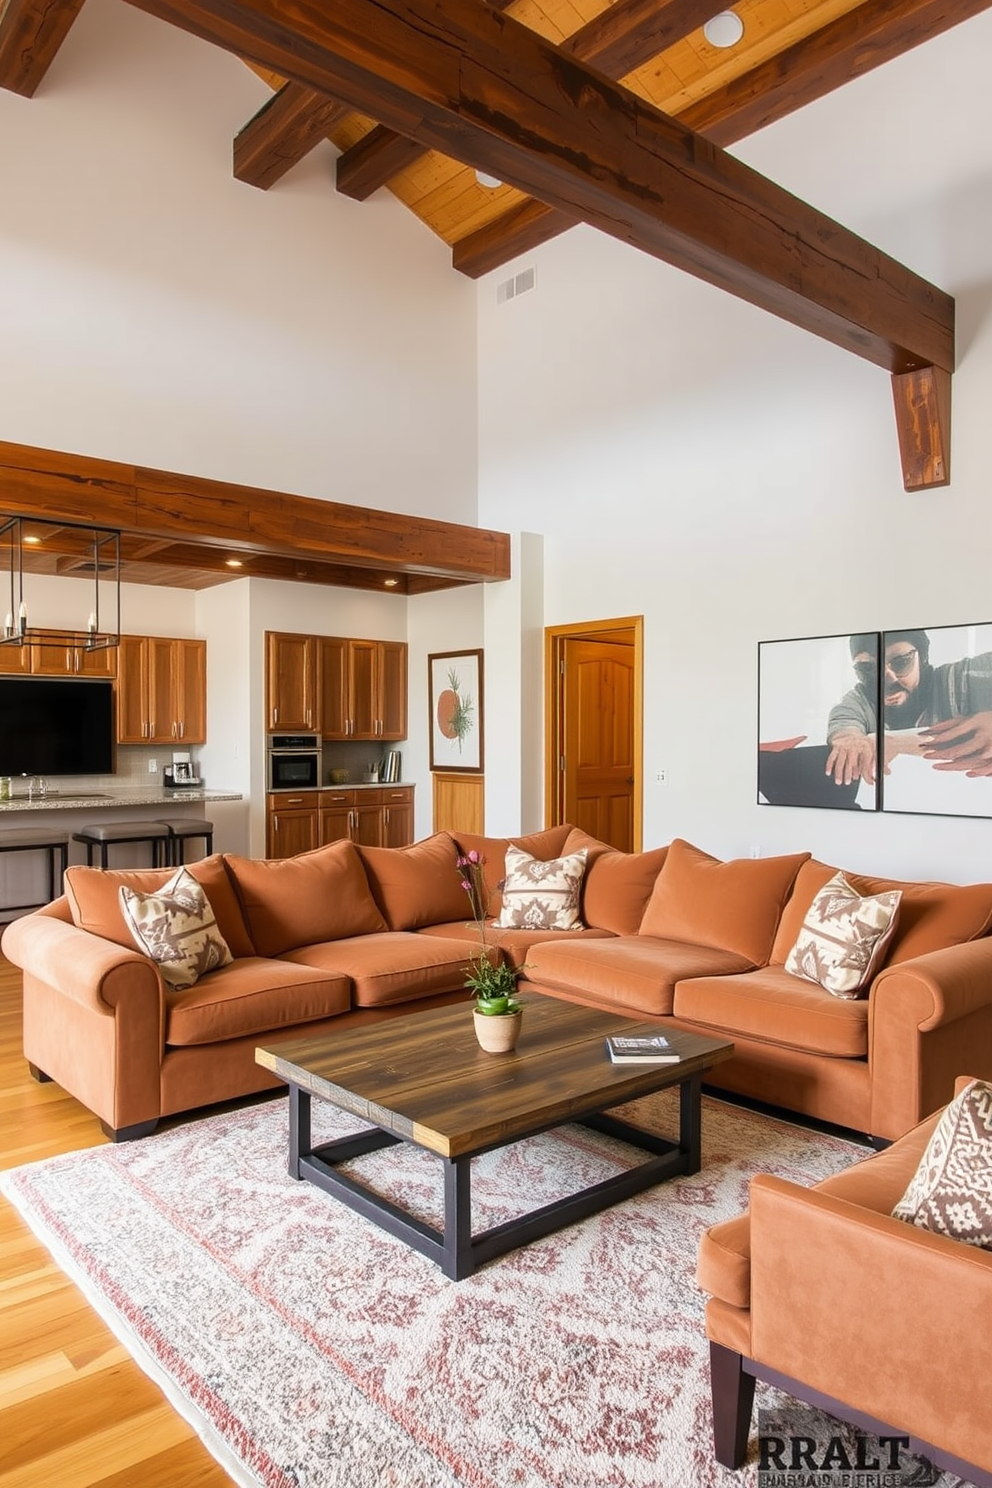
[680,0,992,145]
[336,0,719,202]
[564,0,720,78]
[123,0,953,378]
[0,441,512,584]
[452,0,989,279]
[891,365,951,490]
[234,80,350,188]
[0,0,86,97]
[336,126,427,201]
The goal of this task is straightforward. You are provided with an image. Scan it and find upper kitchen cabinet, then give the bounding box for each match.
[319,637,408,741]
[117,635,207,745]
[267,632,408,742]
[30,640,117,678]
[266,632,317,732]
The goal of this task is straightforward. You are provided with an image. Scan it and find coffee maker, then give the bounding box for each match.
[164,755,202,789]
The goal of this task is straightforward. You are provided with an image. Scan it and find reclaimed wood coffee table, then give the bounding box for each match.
[256,993,734,1280]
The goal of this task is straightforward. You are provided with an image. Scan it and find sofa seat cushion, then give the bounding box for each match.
[165,957,351,1046]
[525,936,754,1016]
[673,966,868,1058]
[223,841,387,956]
[280,932,481,1007]
[417,920,614,970]
[697,1104,944,1310]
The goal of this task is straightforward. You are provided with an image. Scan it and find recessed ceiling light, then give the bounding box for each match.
[23,534,42,545]
[225,558,243,568]
[384,578,399,587]
[703,10,744,46]
[475,169,503,189]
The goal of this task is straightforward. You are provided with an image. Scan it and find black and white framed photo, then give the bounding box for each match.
[758,633,880,811]
[428,649,483,772]
[878,622,992,819]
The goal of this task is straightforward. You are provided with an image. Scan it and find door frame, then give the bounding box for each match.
[544,615,644,849]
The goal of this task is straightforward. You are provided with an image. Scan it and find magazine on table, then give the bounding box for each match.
[605,1034,680,1064]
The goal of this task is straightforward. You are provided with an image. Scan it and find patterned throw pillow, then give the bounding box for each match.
[494,845,588,931]
[784,870,901,998]
[119,866,233,989]
[892,1079,992,1249]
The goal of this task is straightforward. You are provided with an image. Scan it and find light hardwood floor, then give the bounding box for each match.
[0,954,234,1488]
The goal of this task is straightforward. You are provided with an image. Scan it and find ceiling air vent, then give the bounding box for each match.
[496,266,536,304]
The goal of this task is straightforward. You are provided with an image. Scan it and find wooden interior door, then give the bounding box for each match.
[562,638,635,851]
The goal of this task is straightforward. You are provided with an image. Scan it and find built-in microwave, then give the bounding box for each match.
[267,734,321,791]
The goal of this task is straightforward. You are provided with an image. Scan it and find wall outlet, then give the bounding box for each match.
[148,758,158,773]
[656,769,668,785]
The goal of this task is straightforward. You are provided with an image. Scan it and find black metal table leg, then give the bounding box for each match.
[442,1157,473,1280]
[680,1073,703,1173]
[288,1084,312,1178]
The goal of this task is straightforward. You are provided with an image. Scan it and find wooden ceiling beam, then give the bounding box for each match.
[336,126,428,201]
[0,441,512,585]
[453,0,988,279]
[0,0,86,97]
[122,0,953,378]
[565,0,722,77]
[335,0,720,201]
[234,80,351,188]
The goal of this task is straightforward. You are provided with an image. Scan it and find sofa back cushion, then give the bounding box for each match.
[771,859,992,968]
[451,824,573,918]
[64,853,255,958]
[563,828,669,935]
[357,833,469,931]
[223,840,387,956]
[638,839,810,966]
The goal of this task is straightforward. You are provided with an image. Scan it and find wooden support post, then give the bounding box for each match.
[891,364,951,491]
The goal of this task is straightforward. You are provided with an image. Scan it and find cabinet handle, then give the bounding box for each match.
[274,816,279,831]
[286,797,303,805]
[179,722,184,739]
[273,707,279,724]
[384,808,390,824]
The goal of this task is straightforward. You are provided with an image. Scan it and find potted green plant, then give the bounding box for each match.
[456,850,523,1052]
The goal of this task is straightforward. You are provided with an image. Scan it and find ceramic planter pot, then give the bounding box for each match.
[473,1008,522,1053]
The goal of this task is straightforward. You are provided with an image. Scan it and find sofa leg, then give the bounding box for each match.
[709,1341,756,1468]
[100,1118,159,1143]
[28,1063,52,1083]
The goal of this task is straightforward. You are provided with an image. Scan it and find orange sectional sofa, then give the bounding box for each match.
[3,825,990,1143]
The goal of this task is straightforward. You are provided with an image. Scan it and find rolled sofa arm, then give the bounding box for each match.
[868,937,992,1141]
[747,1173,992,1475]
[2,909,165,1133]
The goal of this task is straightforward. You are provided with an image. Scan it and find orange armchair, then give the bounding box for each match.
[696,1076,992,1484]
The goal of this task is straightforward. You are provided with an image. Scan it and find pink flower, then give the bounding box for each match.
[467,850,481,864]
[461,879,472,892]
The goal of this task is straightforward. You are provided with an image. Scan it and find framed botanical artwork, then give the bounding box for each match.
[428,649,484,772]
[757,633,881,811]
[879,622,992,819]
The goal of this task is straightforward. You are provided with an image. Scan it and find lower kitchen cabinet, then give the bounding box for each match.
[268,787,415,857]
[266,792,319,858]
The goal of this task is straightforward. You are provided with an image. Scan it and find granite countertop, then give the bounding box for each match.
[0,789,242,812]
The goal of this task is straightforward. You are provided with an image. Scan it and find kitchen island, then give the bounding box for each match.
[0,788,245,921]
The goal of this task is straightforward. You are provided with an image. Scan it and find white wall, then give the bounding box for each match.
[477,11,992,883]
[0,0,477,523]
[407,585,485,838]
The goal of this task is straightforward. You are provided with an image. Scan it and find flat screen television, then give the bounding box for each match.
[0,676,115,776]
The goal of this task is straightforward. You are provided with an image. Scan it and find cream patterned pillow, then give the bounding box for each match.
[120,867,233,989]
[494,845,588,931]
[892,1079,992,1249]
[785,871,901,998]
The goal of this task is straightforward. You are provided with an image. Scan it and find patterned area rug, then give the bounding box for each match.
[0,1090,917,1488]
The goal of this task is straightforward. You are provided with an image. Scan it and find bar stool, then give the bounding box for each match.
[155,818,214,867]
[0,829,70,912]
[72,821,171,869]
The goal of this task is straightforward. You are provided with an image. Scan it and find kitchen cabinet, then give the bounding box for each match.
[266,632,406,742]
[266,792,319,858]
[117,635,207,745]
[318,786,415,849]
[266,632,317,731]
[30,641,117,678]
[319,637,408,741]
